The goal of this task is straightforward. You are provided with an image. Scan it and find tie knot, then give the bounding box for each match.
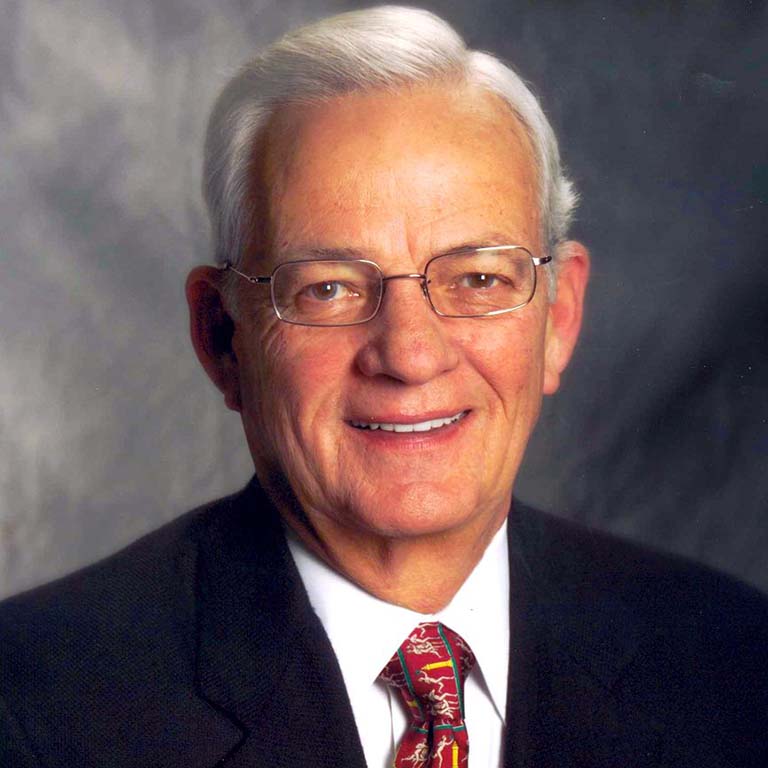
[379,622,475,724]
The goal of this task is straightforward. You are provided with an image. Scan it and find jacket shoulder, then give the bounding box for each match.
[512,500,768,627]
[0,490,237,632]
[0,488,254,764]
[511,501,768,761]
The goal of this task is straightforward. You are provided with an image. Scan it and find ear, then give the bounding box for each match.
[186,266,242,411]
[543,241,590,395]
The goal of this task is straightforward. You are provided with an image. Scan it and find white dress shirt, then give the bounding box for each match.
[287,522,510,768]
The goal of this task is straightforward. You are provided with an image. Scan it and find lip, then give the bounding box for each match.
[346,409,472,445]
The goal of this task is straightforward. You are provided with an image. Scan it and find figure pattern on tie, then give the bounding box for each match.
[379,622,475,768]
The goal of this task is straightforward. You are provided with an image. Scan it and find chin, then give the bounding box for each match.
[344,482,485,540]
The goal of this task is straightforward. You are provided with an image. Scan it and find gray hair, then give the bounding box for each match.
[203,6,577,296]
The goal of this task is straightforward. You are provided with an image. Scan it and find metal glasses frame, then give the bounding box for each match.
[221,245,552,327]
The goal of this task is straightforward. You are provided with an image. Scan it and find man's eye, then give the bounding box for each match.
[459,272,501,289]
[304,281,356,301]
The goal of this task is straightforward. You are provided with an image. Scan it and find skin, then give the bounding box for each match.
[187,83,589,612]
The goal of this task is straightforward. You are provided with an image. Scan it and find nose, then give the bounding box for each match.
[354,276,460,384]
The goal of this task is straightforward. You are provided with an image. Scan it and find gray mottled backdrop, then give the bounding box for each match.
[1,0,766,599]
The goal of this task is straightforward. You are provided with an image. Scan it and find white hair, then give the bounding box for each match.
[203,6,578,295]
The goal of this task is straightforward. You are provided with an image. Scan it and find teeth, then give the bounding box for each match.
[351,411,467,433]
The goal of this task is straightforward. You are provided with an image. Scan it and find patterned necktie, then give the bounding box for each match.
[379,622,475,768]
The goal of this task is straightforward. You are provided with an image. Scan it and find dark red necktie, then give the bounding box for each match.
[379,622,475,768]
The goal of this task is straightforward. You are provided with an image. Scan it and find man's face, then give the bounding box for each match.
[227,84,577,544]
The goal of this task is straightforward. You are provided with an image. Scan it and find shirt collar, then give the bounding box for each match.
[287,522,509,720]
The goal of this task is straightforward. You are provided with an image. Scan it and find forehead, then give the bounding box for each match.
[255,83,540,262]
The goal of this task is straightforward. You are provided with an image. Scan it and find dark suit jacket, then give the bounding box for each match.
[1,478,767,767]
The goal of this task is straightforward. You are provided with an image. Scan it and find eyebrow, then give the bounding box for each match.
[275,246,372,262]
[438,233,525,255]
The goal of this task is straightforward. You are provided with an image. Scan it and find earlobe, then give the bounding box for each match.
[542,241,590,395]
[185,266,242,411]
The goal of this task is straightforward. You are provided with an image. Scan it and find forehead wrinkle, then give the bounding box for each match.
[270,167,398,258]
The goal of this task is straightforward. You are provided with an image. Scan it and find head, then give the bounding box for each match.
[203,6,578,296]
[187,7,588,559]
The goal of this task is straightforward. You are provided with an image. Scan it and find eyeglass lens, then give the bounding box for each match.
[271,247,536,326]
[272,260,382,326]
[427,249,535,318]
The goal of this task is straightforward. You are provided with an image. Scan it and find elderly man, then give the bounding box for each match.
[1,7,767,768]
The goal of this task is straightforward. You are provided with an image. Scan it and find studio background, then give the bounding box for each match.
[1,0,766,599]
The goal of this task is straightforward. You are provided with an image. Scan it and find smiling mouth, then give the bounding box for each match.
[350,410,469,433]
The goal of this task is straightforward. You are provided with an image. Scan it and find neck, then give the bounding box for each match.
[281,499,509,614]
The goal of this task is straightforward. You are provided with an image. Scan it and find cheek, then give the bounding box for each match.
[458,316,546,411]
[240,322,354,437]
[243,326,363,506]
[234,320,287,407]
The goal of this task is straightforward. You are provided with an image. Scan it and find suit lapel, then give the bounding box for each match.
[193,480,367,768]
[504,502,665,767]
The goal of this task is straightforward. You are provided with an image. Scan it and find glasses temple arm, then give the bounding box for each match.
[220,261,271,284]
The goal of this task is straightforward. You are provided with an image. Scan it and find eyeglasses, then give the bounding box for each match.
[223,245,551,327]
